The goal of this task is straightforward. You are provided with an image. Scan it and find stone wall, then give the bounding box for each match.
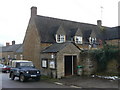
[106,39,120,46]
[80,52,119,75]
[40,53,57,78]
[106,59,118,75]
[23,18,41,69]
[80,52,97,75]
[56,43,81,78]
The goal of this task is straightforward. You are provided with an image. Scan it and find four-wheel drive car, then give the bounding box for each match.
[9,60,41,82]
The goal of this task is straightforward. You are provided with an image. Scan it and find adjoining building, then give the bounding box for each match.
[23,7,119,78]
[0,41,23,64]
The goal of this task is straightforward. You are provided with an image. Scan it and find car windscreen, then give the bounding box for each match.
[19,62,34,67]
[0,64,4,67]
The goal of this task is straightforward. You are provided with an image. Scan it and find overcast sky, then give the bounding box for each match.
[0,0,119,46]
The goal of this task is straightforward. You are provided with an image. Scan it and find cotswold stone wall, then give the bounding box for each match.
[23,18,41,69]
[80,52,97,75]
[56,43,81,78]
[40,53,56,77]
[80,52,119,75]
[106,59,118,75]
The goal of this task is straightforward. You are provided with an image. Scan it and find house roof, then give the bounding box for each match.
[105,27,119,40]
[42,42,80,53]
[15,44,23,53]
[34,15,112,43]
[33,15,119,43]
[1,44,23,53]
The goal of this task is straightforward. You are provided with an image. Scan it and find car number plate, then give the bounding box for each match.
[31,75,37,77]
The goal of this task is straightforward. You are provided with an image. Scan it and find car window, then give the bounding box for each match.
[0,64,4,67]
[16,63,20,68]
[20,62,34,67]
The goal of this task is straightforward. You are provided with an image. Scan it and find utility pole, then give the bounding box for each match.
[100,6,103,21]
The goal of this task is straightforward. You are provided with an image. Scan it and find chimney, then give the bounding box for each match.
[97,20,102,27]
[6,42,10,46]
[31,6,37,17]
[12,40,15,45]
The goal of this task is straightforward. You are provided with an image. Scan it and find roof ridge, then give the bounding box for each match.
[36,15,99,27]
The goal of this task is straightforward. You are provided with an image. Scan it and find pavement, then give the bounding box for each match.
[55,75,119,88]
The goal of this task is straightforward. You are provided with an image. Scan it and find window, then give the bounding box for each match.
[20,54,23,60]
[89,37,97,44]
[41,59,48,68]
[8,55,10,59]
[75,36,83,44]
[56,34,65,43]
[14,55,17,59]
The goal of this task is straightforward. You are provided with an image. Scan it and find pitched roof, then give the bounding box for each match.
[56,25,66,35]
[105,27,120,40]
[33,15,119,43]
[15,44,23,53]
[34,15,110,43]
[42,42,80,53]
[75,28,83,36]
[2,44,23,52]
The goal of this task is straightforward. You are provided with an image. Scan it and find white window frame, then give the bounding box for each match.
[56,34,65,43]
[20,54,23,60]
[89,37,97,44]
[8,55,10,59]
[14,55,17,59]
[75,36,83,44]
[41,59,47,68]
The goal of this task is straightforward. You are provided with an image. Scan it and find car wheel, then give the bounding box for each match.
[10,72,15,80]
[19,74,26,82]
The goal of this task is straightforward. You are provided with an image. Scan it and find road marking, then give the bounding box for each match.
[70,85,82,88]
[54,82,63,85]
[54,82,82,88]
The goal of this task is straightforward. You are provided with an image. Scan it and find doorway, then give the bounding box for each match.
[64,55,77,76]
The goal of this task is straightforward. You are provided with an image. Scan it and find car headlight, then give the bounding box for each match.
[37,71,40,74]
[26,71,29,74]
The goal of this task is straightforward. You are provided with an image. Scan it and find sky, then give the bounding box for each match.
[0,0,119,46]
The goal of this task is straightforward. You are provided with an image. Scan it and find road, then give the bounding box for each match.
[1,73,118,90]
[1,73,71,89]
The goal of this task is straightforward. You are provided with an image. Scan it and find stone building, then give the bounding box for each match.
[0,41,23,64]
[23,6,120,78]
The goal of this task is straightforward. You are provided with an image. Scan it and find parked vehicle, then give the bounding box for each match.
[0,64,4,72]
[2,65,11,73]
[9,60,41,82]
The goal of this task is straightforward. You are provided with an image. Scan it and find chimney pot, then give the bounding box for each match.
[6,42,10,46]
[31,6,37,17]
[12,41,15,45]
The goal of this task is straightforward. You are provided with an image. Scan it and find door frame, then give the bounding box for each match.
[64,54,77,76]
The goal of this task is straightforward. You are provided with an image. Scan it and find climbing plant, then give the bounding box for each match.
[90,44,119,72]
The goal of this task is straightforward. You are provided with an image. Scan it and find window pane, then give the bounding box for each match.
[75,36,82,44]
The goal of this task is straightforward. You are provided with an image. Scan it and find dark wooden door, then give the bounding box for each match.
[64,56,72,76]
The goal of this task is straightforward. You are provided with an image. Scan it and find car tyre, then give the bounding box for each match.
[19,74,26,82]
[10,72,15,80]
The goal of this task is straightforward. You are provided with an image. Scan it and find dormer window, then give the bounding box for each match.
[89,37,96,44]
[74,36,83,44]
[56,34,65,43]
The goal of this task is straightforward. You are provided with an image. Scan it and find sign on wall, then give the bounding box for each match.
[49,60,55,69]
[42,60,47,68]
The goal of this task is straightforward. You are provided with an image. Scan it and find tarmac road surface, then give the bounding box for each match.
[1,73,70,88]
